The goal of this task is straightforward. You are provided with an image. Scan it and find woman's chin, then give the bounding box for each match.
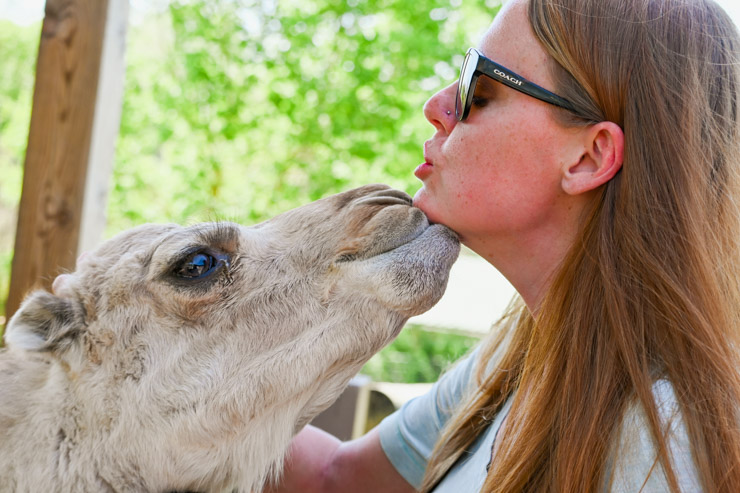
[412,187,431,212]
[413,188,444,226]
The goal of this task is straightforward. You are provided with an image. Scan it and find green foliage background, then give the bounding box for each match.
[113,0,497,229]
[0,19,41,319]
[362,324,478,383]
[0,0,500,381]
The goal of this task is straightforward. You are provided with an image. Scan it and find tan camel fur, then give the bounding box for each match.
[0,185,459,493]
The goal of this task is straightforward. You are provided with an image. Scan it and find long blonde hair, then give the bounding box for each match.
[420,0,740,491]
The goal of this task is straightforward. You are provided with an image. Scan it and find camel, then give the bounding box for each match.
[0,185,459,493]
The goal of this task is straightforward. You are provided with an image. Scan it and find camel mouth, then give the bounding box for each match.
[397,222,460,259]
[342,220,460,317]
[351,189,413,208]
[336,201,432,263]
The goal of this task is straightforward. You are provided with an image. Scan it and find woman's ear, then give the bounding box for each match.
[561,121,624,195]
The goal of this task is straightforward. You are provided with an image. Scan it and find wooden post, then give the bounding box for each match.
[78,0,128,255]
[5,0,128,324]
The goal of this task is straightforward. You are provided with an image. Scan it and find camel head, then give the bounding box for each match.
[2,184,459,492]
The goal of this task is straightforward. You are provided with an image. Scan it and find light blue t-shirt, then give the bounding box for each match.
[377,350,702,492]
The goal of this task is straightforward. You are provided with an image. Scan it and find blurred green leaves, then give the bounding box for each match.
[0,20,38,214]
[0,0,501,234]
[0,20,41,318]
[112,0,497,231]
[361,324,479,383]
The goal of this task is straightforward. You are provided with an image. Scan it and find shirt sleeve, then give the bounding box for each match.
[376,348,479,489]
[608,379,703,492]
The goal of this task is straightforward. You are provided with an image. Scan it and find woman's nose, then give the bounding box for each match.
[423,81,458,134]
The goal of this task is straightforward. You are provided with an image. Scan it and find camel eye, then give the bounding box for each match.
[176,252,217,279]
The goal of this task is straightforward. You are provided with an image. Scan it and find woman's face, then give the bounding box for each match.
[413,0,579,257]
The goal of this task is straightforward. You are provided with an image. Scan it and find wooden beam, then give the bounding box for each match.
[5,0,128,323]
[78,0,128,255]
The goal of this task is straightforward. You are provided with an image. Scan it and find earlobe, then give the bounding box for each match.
[562,121,624,196]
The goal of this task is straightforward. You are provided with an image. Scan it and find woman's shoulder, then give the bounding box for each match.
[607,379,702,492]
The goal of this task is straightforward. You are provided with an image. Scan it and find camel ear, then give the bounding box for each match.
[4,291,85,352]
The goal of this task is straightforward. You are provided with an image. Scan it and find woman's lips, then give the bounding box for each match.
[414,161,433,179]
[416,141,437,180]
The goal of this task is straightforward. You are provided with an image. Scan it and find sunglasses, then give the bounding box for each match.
[455,47,577,121]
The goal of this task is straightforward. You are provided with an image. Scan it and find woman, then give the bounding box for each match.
[268,0,740,491]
